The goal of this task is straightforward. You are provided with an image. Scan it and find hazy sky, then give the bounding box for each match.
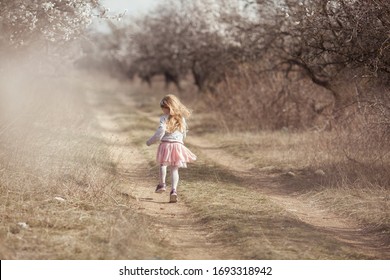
[91,0,162,32]
[101,0,161,16]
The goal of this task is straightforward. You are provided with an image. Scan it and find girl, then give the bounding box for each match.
[146,94,197,203]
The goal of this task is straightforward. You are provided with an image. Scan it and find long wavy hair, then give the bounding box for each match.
[160,94,191,133]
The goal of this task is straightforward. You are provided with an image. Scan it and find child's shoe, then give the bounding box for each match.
[155,184,166,193]
[169,190,178,203]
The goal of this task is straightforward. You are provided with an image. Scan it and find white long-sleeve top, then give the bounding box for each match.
[146,114,187,146]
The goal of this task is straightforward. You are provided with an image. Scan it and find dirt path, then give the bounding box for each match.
[136,109,362,234]
[86,88,229,260]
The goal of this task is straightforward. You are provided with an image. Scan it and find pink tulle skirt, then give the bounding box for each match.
[157,142,197,168]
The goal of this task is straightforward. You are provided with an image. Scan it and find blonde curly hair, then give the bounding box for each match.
[160,94,191,133]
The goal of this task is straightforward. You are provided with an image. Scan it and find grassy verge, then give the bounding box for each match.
[203,131,389,235]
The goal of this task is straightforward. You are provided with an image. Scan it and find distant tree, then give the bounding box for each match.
[126,0,242,92]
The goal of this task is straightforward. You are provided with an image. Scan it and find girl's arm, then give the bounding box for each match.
[146,116,167,146]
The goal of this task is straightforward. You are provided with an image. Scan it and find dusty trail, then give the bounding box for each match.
[86,88,228,260]
[185,136,389,259]
[136,110,361,234]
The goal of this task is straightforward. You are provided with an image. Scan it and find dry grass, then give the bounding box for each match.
[205,65,333,131]
[0,71,170,259]
[179,164,370,259]
[187,129,390,246]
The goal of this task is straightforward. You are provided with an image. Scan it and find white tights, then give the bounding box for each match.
[159,165,179,191]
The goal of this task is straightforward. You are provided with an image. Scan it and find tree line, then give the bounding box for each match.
[1,0,389,134]
[78,0,389,128]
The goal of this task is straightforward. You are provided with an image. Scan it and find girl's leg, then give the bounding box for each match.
[156,164,167,193]
[169,166,179,202]
[170,166,179,191]
[159,164,167,186]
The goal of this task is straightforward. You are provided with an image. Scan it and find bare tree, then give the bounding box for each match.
[246,0,390,110]
[125,0,242,92]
